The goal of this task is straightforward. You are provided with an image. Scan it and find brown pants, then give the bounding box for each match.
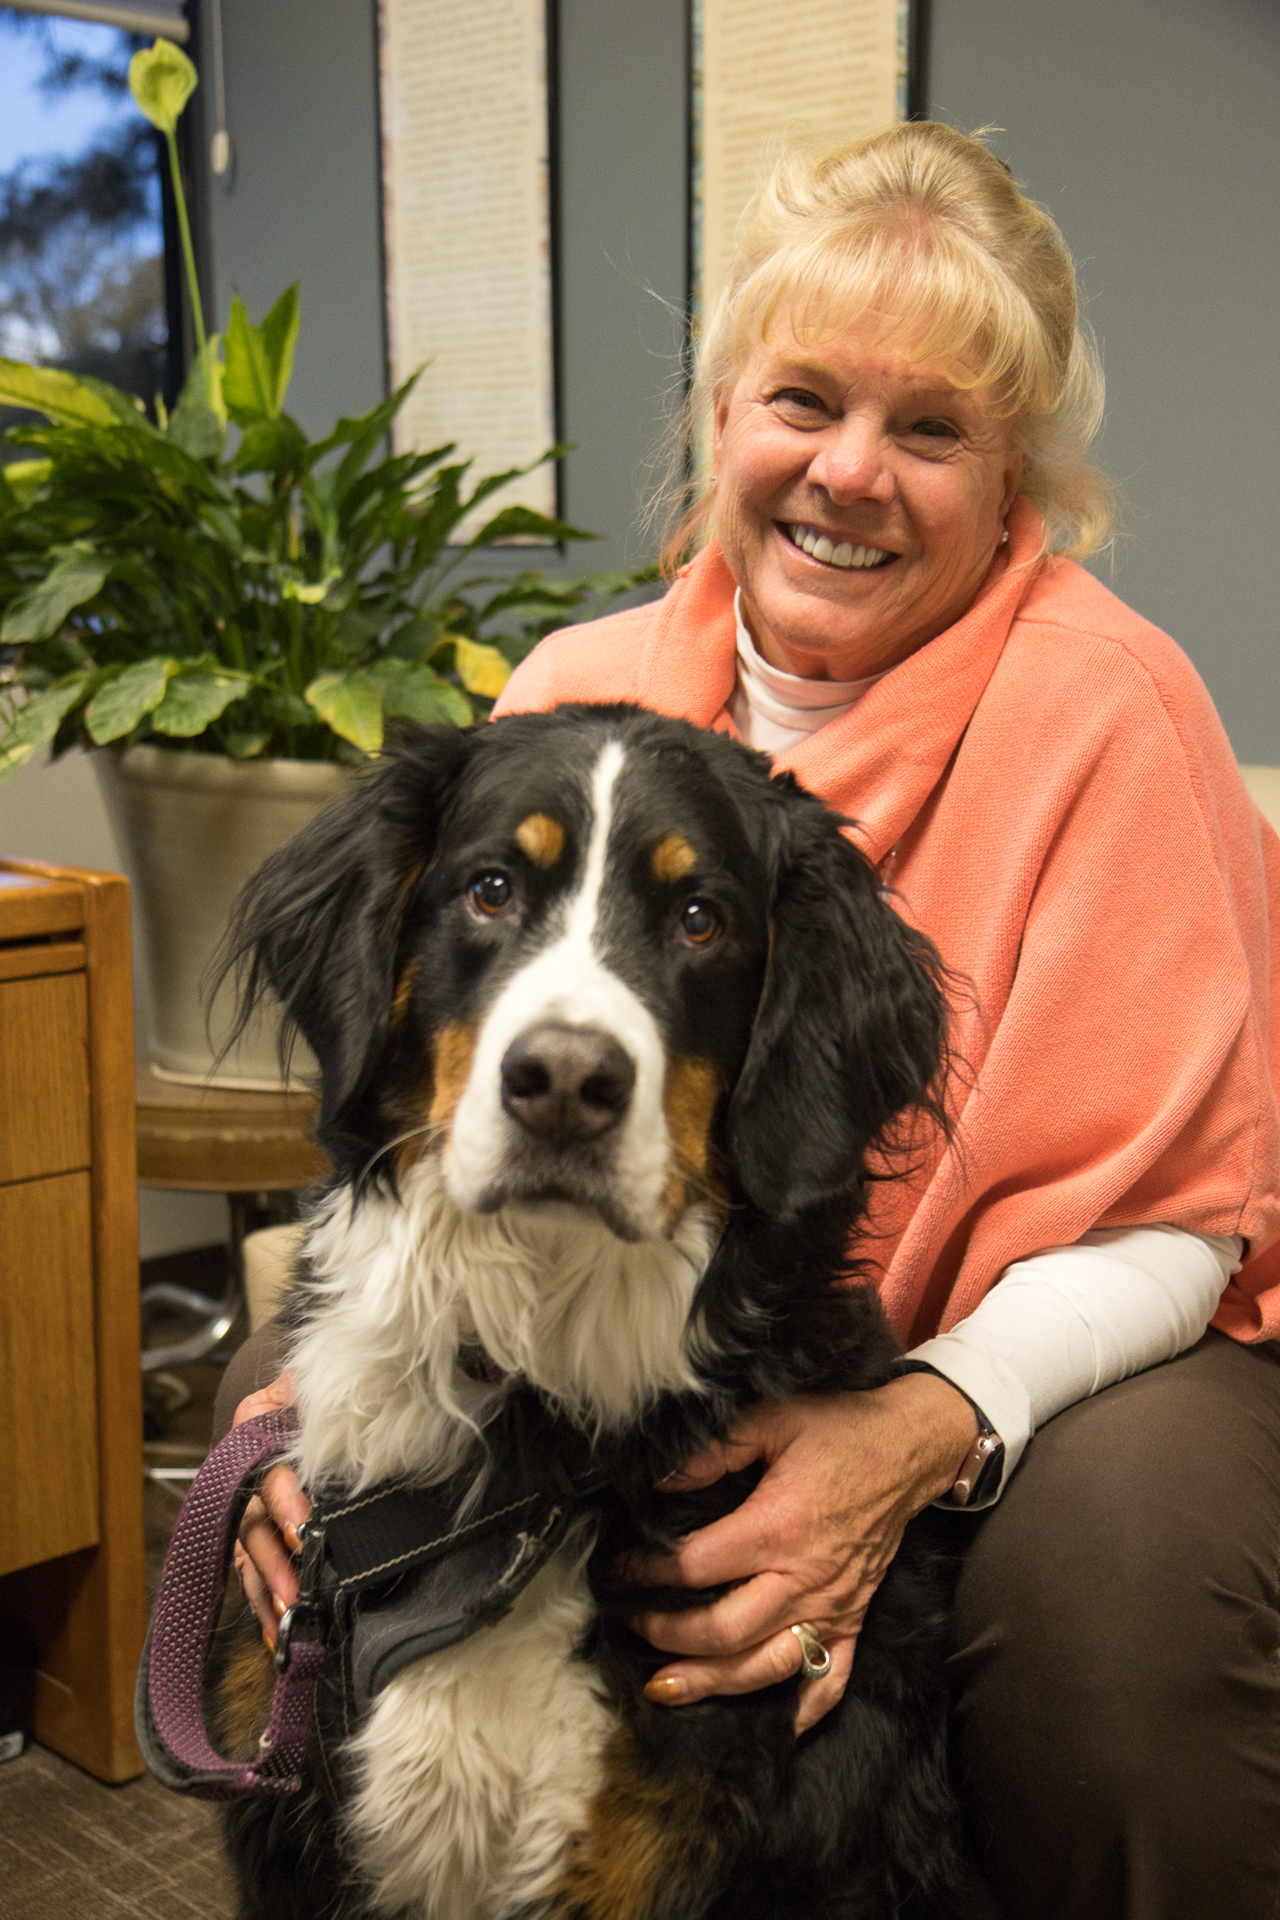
[214,1327,1280,1919]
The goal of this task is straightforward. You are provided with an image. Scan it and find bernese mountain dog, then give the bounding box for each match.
[214,702,988,1920]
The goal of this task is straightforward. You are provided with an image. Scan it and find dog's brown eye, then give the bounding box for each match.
[678,899,720,947]
[470,871,514,917]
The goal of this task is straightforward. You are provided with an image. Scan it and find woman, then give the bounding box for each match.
[224,123,1280,1918]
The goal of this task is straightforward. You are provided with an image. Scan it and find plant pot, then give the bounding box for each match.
[96,745,351,1090]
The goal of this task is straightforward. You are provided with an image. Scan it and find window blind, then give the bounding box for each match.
[5,1,188,41]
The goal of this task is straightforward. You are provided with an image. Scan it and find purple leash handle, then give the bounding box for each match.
[137,1407,327,1799]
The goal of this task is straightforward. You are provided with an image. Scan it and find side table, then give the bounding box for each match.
[136,1058,329,1370]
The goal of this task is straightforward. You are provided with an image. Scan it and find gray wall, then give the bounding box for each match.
[204,0,688,575]
[1,0,1277,1253]
[930,0,1280,762]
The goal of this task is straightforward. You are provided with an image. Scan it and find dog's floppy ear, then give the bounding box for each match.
[219,723,474,1128]
[725,780,948,1220]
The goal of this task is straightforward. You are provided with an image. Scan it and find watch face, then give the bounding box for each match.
[953,1433,1005,1507]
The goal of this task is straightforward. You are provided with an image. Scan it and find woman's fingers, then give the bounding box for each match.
[227,1372,310,1642]
[794,1632,855,1734]
[629,1496,801,1593]
[231,1370,297,1428]
[237,1488,300,1635]
[644,1623,857,1731]
[232,1537,280,1647]
[657,1429,763,1492]
[259,1460,311,1554]
[634,1568,810,1657]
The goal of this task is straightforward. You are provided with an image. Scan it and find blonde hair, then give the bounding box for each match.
[665,122,1113,569]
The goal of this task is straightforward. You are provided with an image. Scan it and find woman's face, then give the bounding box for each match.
[712,311,1026,681]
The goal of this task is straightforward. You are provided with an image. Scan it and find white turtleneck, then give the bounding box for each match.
[727,591,888,753]
[727,591,1240,1504]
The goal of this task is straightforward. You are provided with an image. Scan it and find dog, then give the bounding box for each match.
[215,702,985,1920]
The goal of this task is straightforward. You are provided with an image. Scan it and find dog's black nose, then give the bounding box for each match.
[500,1024,636,1144]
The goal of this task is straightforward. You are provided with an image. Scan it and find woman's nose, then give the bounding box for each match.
[807,416,894,505]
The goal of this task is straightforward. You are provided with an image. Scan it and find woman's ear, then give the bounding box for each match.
[218,724,474,1128]
[725,787,948,1221]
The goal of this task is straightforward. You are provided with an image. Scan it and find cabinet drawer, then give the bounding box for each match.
[0,1171,99,1575]
[0,971,92,1184]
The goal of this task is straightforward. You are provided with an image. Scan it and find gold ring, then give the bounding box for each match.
[790,1621,831,1680]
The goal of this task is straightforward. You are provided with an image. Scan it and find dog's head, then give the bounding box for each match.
[225,704,947,1242]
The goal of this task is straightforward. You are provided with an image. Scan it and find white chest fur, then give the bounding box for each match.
[286,1161,715,1915]
[346,1536,611,1919]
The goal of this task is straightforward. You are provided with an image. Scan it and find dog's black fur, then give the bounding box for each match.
[217,704,988,1920]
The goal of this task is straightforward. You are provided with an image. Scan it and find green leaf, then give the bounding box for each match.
[465,505,597,549]
[199,501,244,551]
[281,568,340,604]
[329,610,382,658]
[234,413,307,475]
[223,730,271,759]
[179,337,226,425]
[257,286,300,417]
[385,611,442,660]
[85,658,178,744]
[0,458,51,508]
[166,401,224,460]
[1,544,112,643]
[128,39,198,136]
[0,673,92,783]
[304,669,383,753]
[223,298,275,426]
[453,637,511,698]
[369,658,471,728]
[150,667,250,738]
[0,358,121,429]
[222,288,299,425]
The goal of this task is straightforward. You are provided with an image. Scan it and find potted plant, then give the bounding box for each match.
[0,41,640,1085]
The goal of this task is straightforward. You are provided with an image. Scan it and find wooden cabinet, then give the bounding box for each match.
[0,859,145,1782]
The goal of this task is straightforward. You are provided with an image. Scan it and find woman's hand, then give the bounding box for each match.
[627,1372,978,1733]
[229,1372,310,1649]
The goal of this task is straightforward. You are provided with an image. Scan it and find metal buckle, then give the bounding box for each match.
[274,1519,326,1672]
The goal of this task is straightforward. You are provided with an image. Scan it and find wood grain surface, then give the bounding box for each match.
[0,1173,99,1575]
[0,858,146,1781]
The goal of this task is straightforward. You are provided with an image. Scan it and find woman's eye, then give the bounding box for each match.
[677,899,721,947]
[772,388,827,418]
[469,871,514,918]
[910,417,960,440]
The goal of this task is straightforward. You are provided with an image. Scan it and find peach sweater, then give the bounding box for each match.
[493,499,1280,1346]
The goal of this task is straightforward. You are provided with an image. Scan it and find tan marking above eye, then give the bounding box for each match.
[652,833,697,883]
[515,813,565,869]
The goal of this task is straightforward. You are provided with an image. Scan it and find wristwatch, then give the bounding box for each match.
[897,1360,1007,1508]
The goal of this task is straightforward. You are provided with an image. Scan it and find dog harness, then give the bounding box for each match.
[136,1400,610,1798]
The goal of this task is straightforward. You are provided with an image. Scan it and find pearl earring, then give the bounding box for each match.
[1000,527,1009,545]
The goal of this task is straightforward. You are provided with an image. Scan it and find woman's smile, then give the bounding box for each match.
[783,524,894,570]
[712,311,1026,681]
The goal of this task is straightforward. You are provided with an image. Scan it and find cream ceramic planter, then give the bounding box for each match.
[96,745,351,1089]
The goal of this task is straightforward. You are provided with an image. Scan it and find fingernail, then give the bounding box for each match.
[644,1676,689,1706]
[283,1522,302,1554]
[273,1594,287,1618]
[261,1627,276,1652]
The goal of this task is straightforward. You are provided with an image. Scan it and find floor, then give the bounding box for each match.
[0,1274,242,1920]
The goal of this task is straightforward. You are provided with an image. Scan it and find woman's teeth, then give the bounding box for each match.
[789,525,891,569]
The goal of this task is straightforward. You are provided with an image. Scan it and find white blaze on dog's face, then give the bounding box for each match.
[409,725,773,1245]
[446,742,671,1236]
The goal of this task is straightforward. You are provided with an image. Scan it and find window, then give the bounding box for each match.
[0,5,178,452]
